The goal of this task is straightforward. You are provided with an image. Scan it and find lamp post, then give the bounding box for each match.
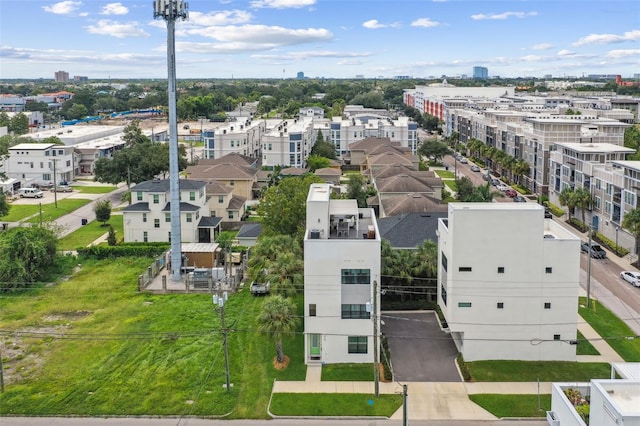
[616,226,619,257]
[213,292,232,392]
[154,0,188,282]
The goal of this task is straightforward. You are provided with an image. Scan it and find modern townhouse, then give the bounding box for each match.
[30,125,126,145]
[437,203,580,361]
[202,117,266,160]
[304,183,381,364]
[7,143,76,187]
[122,179,221,244]
[330,115,419,157]
[261,116,314,168]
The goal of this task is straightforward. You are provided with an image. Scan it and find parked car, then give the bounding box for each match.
[581,242,607,259]
[460,157,468,164]
[52,185,73,192]
[17,188,44,198]
[496,184,511,192]
[470,165,481,172]
[505,189,518,198]
[482,174,490,181]
[513,195,526,202]
[620,271,640,287]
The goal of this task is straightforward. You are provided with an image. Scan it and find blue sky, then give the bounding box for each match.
[1,0,639,80]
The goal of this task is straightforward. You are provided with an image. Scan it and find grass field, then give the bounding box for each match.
[1,199,92,223]
[469,394,550,418]
[0,259,305,418]
[58,215,124,250]
[467,360,611,382]
[270,393,402,416]
[435,170,456,179]
[72,186,118,194]
[576,330,600,356]
[321,363,374,381]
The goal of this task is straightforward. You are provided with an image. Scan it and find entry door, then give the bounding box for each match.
[309,334,321,360]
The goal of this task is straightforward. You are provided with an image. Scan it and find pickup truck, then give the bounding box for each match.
[250,281,270,296]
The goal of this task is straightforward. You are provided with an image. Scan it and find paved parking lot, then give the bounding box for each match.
[381,311,461,382]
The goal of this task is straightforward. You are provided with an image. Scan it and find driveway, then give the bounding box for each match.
[381,311,460,382]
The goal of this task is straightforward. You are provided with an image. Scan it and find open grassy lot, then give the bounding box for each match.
[466,360,611,382]
[58,215,124,250]
[579,297,640,361]
[321,363,374,381]
[435,170,455,179]
[72,186,118,194]
[270,393,402,416]
[1,199,92,223]
[469,394,550,418]
[0,257,305,418]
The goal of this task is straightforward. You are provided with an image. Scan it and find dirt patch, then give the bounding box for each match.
[43,310,92,322]
[272,355,290,370]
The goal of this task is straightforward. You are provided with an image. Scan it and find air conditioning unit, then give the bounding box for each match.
[310,229,321,239]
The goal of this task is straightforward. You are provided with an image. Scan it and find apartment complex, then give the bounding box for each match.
[437,203,580,362]
[261,116,315,168]
[303,183,381,364]
[54,70,69,83]
[202,117,266,160]
[330,116,419,157]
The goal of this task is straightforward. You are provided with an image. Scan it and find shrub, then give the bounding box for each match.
[380,335,393,381]
[78,243,169,259]
[512,184,530,195]
[568,218,589,233]
[456,353,472,381]
[593,232,629,257]
[545,201,565,217]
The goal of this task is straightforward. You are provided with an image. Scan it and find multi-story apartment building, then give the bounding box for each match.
[262,116,314,168]
[437,203,580,361]
[202,117,266,160]
[330,116,418,157]
[303,183,381,364]
[7,143,76,186]
[122,179,220,244]
[54,70,69,83]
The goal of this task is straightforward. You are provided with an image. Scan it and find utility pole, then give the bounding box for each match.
[373,279,379,397]
[51,158,58,208]
[213,293,232,392]
[402,384,408,426]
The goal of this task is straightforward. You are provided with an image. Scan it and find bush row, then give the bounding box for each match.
[592,232,629,257]
[78,243,170,259]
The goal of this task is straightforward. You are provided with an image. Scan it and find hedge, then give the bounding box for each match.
[593,232,629,257]
[78,243,170,259]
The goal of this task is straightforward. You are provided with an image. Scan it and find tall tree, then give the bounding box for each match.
[418,140,450,162]
[0,192,10,217]
[306,154,330,172]
[345,173,372,208]
[622,209,640,255]
[559,187,576,221]
[9,113,29,135]
[257,295,300,364]
[572,187,593,226]
[0,226,57,288]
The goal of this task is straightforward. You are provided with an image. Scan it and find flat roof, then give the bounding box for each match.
[448,202,544,212]
[556,142,635,153]
[307,183,331,202]
[10,143,55,150]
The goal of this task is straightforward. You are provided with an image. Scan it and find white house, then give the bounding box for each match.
[122,179,221,244]
[303,183,381,364]
[7,143,76,187]
[437,203,580,362]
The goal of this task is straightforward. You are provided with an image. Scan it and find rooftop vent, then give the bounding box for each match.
[310,229,321,239]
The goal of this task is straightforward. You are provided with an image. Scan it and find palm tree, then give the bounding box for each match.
[257,295,300,363]
[572,187,593,226]
[512,159,530,186]
[622,208,640,255]
[559,187,576,221]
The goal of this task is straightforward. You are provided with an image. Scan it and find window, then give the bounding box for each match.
[497,267,505,273]
[606,183,613,195]
[497,302,504,309]
[229,180,235,187]
[189,191,196,201]
[348,336,367,354]
[142,213,147,223]
[605,201,611,214]
[228,211,234,220]
[153,194,159,204]
[218,195,224,203]
[341,304,370,319]
[594,196,601,209]
[143,231,148,242]
[165,213,171,223]
[624,190,635,207]
[544,302,551,309]
[40,162,43,168]
[137,192,143,201]
[211,211,216,217]
[554,334,561,341]
[309,304,316,317]
[154,219,160,228]
[186,213,192,223]
[545,267,553,274]
[441,253,447,271]
[458,267,472,272]
[458,302,472,308]
[341,269,370,284]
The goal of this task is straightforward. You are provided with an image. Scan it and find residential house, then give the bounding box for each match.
[304,183,381,364]
[236,223,263,248]
[377,212,447,249]
[122,179,221,244]
[314,167,341,184]
[437,203,580,361]
[7,143,76,187]
[185,154,261,203]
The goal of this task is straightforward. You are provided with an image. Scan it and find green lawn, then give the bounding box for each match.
[579,297,640,361]
[443,180,458,192]
[72,186,118,194]
[1,199,92,223]
[466,360,611,382]
[321,363,375,381]
[270,393,402,416]
[435,170,455,179]
[576,330,600,356]
[469,394,550,418]
[0,260,306,418]
[58,215,124,250]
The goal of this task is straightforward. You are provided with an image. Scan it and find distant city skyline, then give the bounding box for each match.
[0,0,639,80]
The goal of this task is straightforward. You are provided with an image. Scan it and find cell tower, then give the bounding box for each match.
[153,0,188,282]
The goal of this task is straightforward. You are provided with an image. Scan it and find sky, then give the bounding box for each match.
[0,0,639,80]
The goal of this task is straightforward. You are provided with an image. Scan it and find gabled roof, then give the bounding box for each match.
[228,194,247,210]
[377,212,448,249]
[205,181,233,195]
[185,161,259,180]
[371,164,421,178]
[349,137,399,151]
[132,179,206,192]
[381,193,447,216]
[121,202,150,212]
[198,216,222,228]
[237,223,263,239]
[367,151,415,167]
[315,167,341,176]
[196,152,256,167]
[161,202,202,212]
[375,174,442,194]
[280,167,306,176]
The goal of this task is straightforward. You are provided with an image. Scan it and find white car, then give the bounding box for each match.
[496,184,511,192]
[620,271,640,287]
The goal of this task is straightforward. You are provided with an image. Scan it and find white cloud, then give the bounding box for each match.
[556,49,576,57]
[605,49,640,59]
[362,19,400,29]
[250,0,315,8]
[182,24,332,49]
[42,1,82,15]
[85,20,149,38]
[252,50,372,61]
[100,3,128,15]
[471,11,538,20]
[411,18,441,28]
[531,43,553,51]
[573,29,640,46]
[188,10,252,26]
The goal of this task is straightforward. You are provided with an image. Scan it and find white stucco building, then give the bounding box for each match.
[262,116,315,168]
[437,203,580,362]
[7,143,76,187]
[330,116,419,157]
[304,183,381,364]
[122,179,220,244]
[202,117,266,160]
